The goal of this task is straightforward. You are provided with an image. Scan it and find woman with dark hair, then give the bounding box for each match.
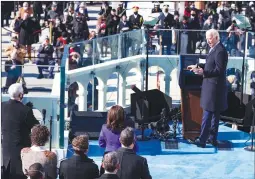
[21,125,57,179]
[25,163,45,179]
[98,105,137,175]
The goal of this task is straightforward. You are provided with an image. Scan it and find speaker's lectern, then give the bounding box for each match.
[179,55,205,140]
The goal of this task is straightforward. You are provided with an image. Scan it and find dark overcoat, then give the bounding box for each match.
[18,18,36,46]
[199,42,228,112]
[1,100,39,179]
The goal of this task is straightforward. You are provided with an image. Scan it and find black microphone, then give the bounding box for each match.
[42,109,46,125]
[201,42,207,49]
[131,85,142,94]
[196,41,201,49]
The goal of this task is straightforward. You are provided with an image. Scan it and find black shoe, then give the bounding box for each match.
[194,138,206,148]
[206,139,218,147]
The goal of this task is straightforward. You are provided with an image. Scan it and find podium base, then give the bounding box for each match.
[244,146,255,152]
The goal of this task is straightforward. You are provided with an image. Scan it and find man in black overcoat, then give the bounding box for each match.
[188,29,228,148]
[116,127,152,179]
[1,83,39,179]
[59,135,99,179]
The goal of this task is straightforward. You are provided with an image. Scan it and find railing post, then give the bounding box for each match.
[141,28,146,55]
[118,32,122,59]
[92,39,96,65]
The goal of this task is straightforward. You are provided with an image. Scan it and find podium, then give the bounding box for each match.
[179,55,205,140]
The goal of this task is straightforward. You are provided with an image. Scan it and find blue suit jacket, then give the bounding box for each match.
[199,42,228,112]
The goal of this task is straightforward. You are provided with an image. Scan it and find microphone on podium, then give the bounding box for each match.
[42,109,46,125]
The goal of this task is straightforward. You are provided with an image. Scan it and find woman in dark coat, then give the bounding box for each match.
[18,12,36,61]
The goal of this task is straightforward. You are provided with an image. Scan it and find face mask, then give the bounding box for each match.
[134,11,138,15]
[11,41,16,46]
[252,7,255,10]
[23,6,28,10]
[64,12,68,16]
[56,20,60,25]
[191,14,196,17]
[164,9,168,13]
[191,5,195,9]
[79,9,84,14]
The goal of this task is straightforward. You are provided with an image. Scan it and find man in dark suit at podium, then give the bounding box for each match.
[188,29,228,148]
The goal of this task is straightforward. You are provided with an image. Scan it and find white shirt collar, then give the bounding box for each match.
[105,171,117,174]
[209,41,220,53]
[163,12,168,17]
[31,145,47,151]
[134,14,137,18]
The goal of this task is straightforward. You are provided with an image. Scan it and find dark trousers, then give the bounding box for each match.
[199,110,220,143]
[36,59,55,76]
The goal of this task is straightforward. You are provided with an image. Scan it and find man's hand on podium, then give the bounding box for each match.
[192,67,204,75]
[187,65,204,75]
[187,65,197,71]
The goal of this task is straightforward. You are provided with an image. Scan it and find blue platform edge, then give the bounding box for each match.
[66,123,255,179]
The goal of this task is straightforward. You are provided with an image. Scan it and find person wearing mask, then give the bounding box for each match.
[18,12,35,62]
[59,135,99,179]
[188,29,228,148]
[52,18,66,46]
[156,4,174,55]
[129,6,144,55]
[36,36,55,79]
[179,16,190,54]
[117,2,126,18]
[118,15,132,58]
[106,9,120,59]
[18,2,33,19]
[21,125,58,179]
[98,2,112,18]
[75,2,90,21]
[129,6,144,30]
[116,127,152,179]
[72,6,89,41]
[25,163,45,179]
[61,9,74,39]
[172,15,181,54]
[98,152,120,179]
[188,10,200,54]
[151,3,162,13]
[46,4,59,27]
[202,16,216,41]
[2,83,39,179]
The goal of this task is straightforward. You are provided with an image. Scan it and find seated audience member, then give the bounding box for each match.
[98,152,120,179]
[59,135,99,179]
[99,105,137,175]
[21,125,57,179]
[25,163,45,179]
[116,127,152,179]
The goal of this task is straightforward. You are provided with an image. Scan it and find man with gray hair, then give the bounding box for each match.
[2,83,39,179]
[116,127,152,179]
[188,29,228,148]
[99,152,119,179]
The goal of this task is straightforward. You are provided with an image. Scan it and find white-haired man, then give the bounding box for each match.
[188,29,228,148]
[1,83,39,179]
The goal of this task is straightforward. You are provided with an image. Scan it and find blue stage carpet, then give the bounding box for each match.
[66,123,255,179]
